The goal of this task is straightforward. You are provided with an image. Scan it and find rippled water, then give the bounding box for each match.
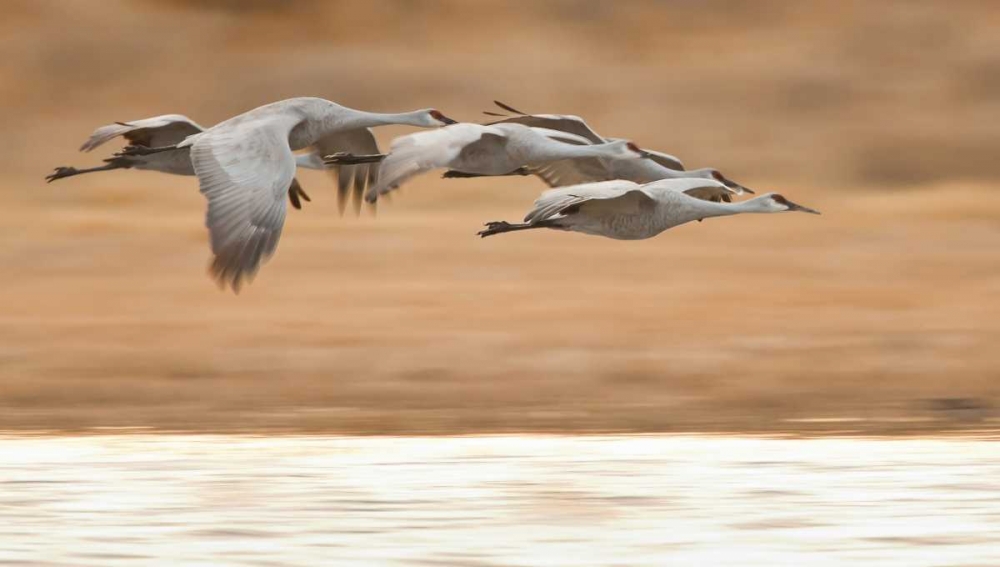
[2,435,999,566]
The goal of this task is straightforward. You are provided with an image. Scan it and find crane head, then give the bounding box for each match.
[625,141,654,159]
[765,193,821,214]
[427,109,458,126]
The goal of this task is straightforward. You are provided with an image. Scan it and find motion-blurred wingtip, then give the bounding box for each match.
[493,100,527,115]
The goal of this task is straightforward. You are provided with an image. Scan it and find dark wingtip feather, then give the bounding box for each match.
[493,100,527,115]
[288,178,304,210]
[351,166,369,216]
[332,166,351,216]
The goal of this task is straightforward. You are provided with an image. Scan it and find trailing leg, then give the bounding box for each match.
[442,170,486,179]
[477,219,556,238]
[443,166,530,179]
[118,144,179,157]
[323,152,386,166]
[45,159,129,183]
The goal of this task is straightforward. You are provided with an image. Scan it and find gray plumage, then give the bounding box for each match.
[479,178,820,239]
[482,101,753,196]
[46,114,324,209]
[172,97,455,291]
[361,122,649,203]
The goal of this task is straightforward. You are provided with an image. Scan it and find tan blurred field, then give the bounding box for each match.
[1,0,999,434]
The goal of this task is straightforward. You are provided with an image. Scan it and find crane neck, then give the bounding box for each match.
[691,194,776,218]
[346,110,429,128]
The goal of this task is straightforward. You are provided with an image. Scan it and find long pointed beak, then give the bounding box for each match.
[638,149,654,159]
[785,199,821,215]
[438,115,458,125]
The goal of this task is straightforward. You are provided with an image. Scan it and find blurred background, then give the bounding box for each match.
[1,0,998,434]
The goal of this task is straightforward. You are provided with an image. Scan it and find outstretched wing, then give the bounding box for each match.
[188,113,301,292]
[486,113,606,145]
[683,185,736,202]
[645,149,686,172]
[603,139,686,172]
[529,158,615,188]
[485,100,607,144]
[644,178,739,203]
[368,124,507,202]
[486,102,687,172]
[81,114,204,152]
[313,128,379,215]
[525,180,650,223]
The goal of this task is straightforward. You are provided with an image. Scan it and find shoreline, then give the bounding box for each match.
[1,408,997,438]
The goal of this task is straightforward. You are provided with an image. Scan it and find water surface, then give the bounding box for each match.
[1,435,998,566]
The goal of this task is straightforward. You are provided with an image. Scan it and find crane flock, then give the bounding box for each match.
[47,97,819,292]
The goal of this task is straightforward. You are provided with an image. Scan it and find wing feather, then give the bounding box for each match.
[530,158,614,188]
[642,178,738,203]
[189,115,299,292]
[81,114,203,152]
[313,128,380,214]
[485,114,606,144]
[367,124,506,202]
[645,149,686,172]
[525,180,646,223]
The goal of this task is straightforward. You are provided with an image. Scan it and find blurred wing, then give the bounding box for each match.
[526,127,594,146]
[642,177,741,203]
[189,114,300,292]
[643,178,737,203]
[287,153,322,208]
[645,149,685,172]
[81,114,204,152]
[313,128,380,215]
[529,157,614,188]
[682,185,737,202]
[369,124,506,202]
[525,180,647,223]
[455,133,508,163]
[486,114,606,145]
[287,177,311,210]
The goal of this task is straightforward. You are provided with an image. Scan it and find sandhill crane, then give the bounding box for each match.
[118,97,457,292]
[478,178,819,239]
[477,101,752,198]
[45,115,324,209]
[325,122,651,204]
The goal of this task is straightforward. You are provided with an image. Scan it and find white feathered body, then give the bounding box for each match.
[78,111,326,177]
[81,114,204,176]
[526,179,743,240]
[180,98,348,151]
[370,123,633,199]
[174,97,447,290]
[121,150,196,175]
